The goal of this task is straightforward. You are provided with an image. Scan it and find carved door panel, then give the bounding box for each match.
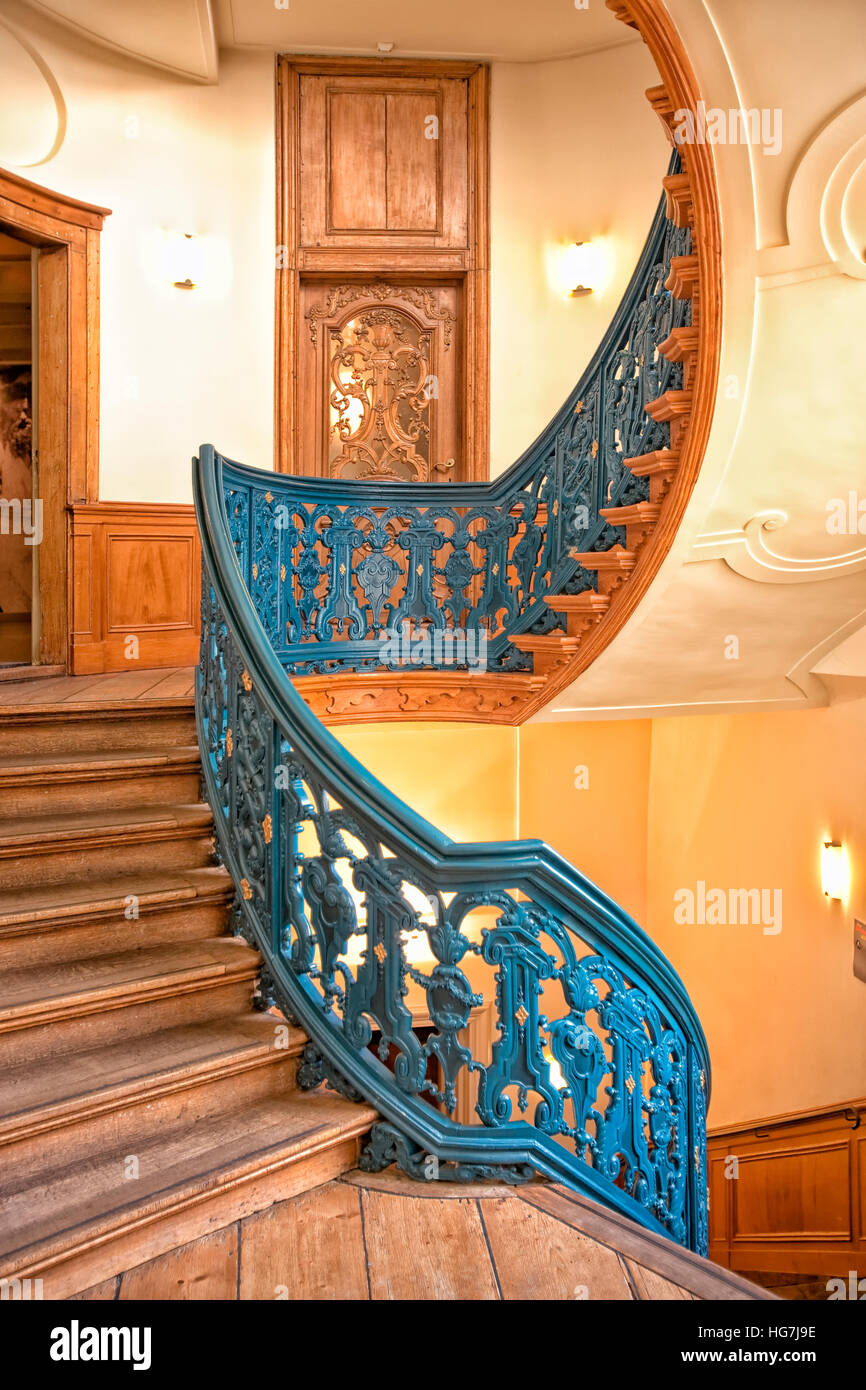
[277,58,489,481]
[298,279,462,482]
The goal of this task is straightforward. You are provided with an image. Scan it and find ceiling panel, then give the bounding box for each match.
[214,0,638,64]
[19,0,218,82]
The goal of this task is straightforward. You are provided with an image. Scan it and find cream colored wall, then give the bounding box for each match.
[646,700,866,1130]
[518,718,651,925]
[0,4,666,500]
[1,2,275,503]
[488,41,667,476]
[334,722,518,845]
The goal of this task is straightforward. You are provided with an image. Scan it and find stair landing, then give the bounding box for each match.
[70,1168,771,1302]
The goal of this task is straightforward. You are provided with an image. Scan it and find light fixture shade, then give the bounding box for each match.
[549,239,614,299]
[821,841,848,900]
[170,232,203,289]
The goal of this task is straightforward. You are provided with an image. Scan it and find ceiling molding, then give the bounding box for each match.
[0,14,67,166]
[214,0,641,65]
[758,90,866,281]
[693,511,866,585]
[18,0,218,84]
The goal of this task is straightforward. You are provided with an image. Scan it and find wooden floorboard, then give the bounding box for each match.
[69,1168,772,1301]
[0,669,196,707]
[478,1193,633,1300]
[117,1226,239,1301]
[240,1182,369,1301]
[361,1187,500,1300]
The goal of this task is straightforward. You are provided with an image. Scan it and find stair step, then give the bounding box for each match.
[0,699,195,754]
[0,804,214,889]
[0,938,259,1068]
[545,592,611,637]
[599,500,661,552]
[644,388,693,451]
[569,544,636,597]
[661,171,694,227]
[0,1013,303,1147]
[622,448,680,504]
[0,746,202,816]
[665,253,699,301]
[0,1014,308,1185]
[510,632,579,676]
[0,866,234,968]
[0,1090,377,1292]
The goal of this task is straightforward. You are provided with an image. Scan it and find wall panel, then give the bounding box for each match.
[70,502,200,672]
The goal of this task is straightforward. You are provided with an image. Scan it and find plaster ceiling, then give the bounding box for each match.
[212,0,638,63]
[14,0,639,81]
[18,0,218,82]
[533,0,866,723]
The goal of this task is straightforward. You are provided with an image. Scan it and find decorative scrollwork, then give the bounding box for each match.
[222,163,690,680]
[196,561,710,1250]
[194,152,709,1254]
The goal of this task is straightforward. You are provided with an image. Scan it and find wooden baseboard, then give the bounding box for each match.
[70,503,201,675]
[708,1098,866,1280]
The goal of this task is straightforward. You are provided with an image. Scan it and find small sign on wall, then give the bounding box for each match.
[855,920,866,983]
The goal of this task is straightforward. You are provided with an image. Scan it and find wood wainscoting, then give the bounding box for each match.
[70,503,200,674]
[708,1098,866,1281]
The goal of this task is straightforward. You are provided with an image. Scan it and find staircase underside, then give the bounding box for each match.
[70,1168,770,1302]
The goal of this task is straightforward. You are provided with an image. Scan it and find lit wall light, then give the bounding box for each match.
[567,241,596,297]
[821,840,849,900]
[548,238,615,301]
[170,231,203,289]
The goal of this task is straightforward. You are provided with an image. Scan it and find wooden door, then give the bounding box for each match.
[297,278,462,482]
[276,58,489,482]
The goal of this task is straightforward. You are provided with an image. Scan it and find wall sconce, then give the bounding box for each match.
[821,841,849,900]
[548,239,614,301]
[169,231,203,290]
[567,242,596,297]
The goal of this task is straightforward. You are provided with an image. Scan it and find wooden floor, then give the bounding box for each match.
[70,1169,769,1302]
[0,667,195,705]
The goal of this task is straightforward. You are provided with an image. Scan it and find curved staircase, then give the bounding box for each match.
[0,3,740,1299]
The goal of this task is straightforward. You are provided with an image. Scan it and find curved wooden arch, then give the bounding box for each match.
[514,0,722,717]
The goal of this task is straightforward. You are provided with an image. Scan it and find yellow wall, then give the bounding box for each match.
[336,701,866,1132]
[518,718,651,924]
[646,699,866,1130]
[334,722,518,845]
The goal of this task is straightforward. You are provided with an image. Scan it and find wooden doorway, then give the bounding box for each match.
[276,57,489,483]
[0,167,108,671]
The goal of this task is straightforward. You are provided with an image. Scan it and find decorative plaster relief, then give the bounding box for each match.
[0,17,65,167]
[693,510,866,584]
[759,93,866,282]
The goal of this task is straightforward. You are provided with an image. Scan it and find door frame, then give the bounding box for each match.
[275,55,490,482]
[0,166,109,668]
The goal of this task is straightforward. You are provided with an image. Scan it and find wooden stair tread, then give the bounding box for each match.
[546,593,609,610]
[0,938,258,1020]
[0,746,201,780]
[0,866,232,930]
[0,1014,305,1145]
[0,803,213,851]
[0,1090,377,1270]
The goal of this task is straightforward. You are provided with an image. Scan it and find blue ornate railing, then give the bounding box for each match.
[219,155,690,678]
[194,459,711,1255]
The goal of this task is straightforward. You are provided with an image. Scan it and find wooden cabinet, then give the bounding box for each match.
[276,58,489,482]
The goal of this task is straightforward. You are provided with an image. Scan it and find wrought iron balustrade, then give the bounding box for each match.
[219,155,690,679]
[194,436,710,1251]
